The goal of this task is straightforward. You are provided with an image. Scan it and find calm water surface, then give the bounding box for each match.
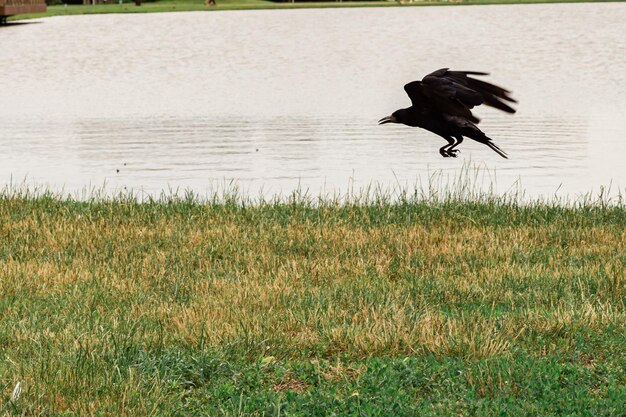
[2,4,626,200]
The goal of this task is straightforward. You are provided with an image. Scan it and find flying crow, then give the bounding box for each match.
[379,68,517,158]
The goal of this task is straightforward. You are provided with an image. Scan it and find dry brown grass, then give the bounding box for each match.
[1,199,624,358]
[0,196,624,414]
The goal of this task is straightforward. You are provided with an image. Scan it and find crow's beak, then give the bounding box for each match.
[378,115,397,125]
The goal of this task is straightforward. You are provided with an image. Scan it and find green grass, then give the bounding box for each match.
[10,0,625,22]
[0,188,624,415]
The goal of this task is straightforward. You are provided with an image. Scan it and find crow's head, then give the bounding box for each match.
[378,108,409,126]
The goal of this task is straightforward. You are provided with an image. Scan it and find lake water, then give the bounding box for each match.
[2,3,626,201]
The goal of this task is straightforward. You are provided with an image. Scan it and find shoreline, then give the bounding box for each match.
[2,186,625,210]
[2,180,625,207]
[10,0,624,21]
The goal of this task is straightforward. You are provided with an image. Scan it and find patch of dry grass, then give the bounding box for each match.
[0,194,624,414]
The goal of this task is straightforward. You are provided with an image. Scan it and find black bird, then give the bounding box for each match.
[378,68,517,158]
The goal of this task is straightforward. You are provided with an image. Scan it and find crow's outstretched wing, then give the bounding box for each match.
[424,68,517,113]
[404,79,481,123]
[404,68,517,124]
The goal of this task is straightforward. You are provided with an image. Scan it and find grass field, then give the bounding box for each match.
[0,189,624,415]
[9,0,625,21]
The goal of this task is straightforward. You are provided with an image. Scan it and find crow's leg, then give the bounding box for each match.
[439,136,456,158]
[447,136,464,157]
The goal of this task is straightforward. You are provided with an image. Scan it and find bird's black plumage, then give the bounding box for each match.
[379,68,517,158]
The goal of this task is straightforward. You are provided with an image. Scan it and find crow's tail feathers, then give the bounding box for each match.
[484,137,508,159]
[466,131,509,159]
